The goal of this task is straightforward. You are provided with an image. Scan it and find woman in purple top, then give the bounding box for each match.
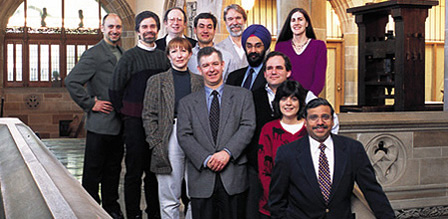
[275,8,327,95]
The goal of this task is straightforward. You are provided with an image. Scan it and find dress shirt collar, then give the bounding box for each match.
[205,84,224,98]
[137,40,157,51]
[309,135,335,182]
[205,84,224,111]
[309,135,334,154]
[229,36,245,59]
[242,64,263,87]
[166,34,186,46]
[265,83,275,109]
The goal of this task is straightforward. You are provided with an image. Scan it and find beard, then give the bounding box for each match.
[140,32,156,44]
[106,34,121,44]
[247,50,265,67]
[227,24,244,37]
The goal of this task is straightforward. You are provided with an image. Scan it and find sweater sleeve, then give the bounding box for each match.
[109,53,133,112]
[309,40,327,95]
[258,123,275,213]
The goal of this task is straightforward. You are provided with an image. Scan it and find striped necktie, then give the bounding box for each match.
[318,143,331,204]
[209,90,220,143]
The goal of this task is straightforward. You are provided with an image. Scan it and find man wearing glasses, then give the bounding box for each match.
[269,98,395,219]
[156,7,197,52]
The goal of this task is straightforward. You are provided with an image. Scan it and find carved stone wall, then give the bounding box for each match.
[339,111,448,218]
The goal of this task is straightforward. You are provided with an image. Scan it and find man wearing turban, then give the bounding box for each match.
[226,24,271,91]
[226,24,272,219]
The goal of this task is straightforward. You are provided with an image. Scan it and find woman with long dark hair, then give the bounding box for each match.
[275,8,327,95]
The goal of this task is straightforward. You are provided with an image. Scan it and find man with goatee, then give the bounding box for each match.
[109,11,170,219]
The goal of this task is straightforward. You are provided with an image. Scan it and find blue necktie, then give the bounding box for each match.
[242,68,254,89]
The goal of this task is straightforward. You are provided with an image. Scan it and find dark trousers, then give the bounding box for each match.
[246,165,262,219]
[82,131,124,214]
[123,117,160,218]
[191,175,246,219]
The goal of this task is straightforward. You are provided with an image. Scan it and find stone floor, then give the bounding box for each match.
[43,138,172,219]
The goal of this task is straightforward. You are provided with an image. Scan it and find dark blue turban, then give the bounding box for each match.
[241,24,271,52]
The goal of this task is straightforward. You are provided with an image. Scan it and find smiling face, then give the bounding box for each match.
[290,11,308,36]
[101,14,122,45]
[264,55,291,89]
[194,18,215,46]
[198,52,224,89]
[225,9,246,37]
[137,17,159,47]
[168,46,191,71]
[280,95,300,120]
[305,105,334,142]
[165,9,185,36]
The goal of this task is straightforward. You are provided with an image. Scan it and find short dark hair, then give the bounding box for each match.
[197,47,223,66]
[304,98,335,119]
[223,4,247,21]
[194,12,217,29]
[163,7,187,23]
[166,37,193,56]
[262,51,292,74]
[135,11,160,32]
[273,80,308,119]
[277,8,316,42]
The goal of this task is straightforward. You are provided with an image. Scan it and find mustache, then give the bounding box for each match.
[312,124,328,130]
[248,52,261,58]
[143,32,156,37]
[230,24,243,29]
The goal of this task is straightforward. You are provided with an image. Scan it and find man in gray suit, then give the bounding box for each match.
[65,13,124,219]
[177,47,256,219]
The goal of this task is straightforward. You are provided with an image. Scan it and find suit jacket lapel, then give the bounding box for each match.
[216,85,233,146]
[99,40,118,66]
[192,91,215,146]
[297,137,326,204]
[161,70,175,118]
[328,135,347,203]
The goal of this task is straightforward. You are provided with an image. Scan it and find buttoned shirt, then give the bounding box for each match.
[241,64,263,88]
[309,136,335,182]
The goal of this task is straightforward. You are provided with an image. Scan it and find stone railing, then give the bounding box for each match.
[0,118,111,218]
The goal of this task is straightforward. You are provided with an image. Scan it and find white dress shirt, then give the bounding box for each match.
[309,136,334,182]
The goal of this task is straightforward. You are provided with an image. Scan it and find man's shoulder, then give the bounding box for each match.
[252,86,267,96]
[277,136,306,156]
[224,84,251,95]
[227,67,247,79]
[181,88,204,102]
[216,36,231,48]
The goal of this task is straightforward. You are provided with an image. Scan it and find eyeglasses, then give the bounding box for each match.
[307,114,331,122]
[168,17,183,23]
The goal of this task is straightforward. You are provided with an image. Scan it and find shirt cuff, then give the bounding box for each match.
[203,155,212,168]
[223,148,232,157]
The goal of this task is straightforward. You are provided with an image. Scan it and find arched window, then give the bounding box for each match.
[4,0,107,87]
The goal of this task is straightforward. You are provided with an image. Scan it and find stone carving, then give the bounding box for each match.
[78,10,84,28]
[395,206,448,218]
[25,94,41,109]
[41,7,47,27]
[365,134,406,184]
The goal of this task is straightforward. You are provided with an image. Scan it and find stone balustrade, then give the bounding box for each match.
[0,118,111,218]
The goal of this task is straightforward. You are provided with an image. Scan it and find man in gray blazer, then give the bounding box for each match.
[65,13,124,219]
[177,47,256,219]
[216,4,248,69]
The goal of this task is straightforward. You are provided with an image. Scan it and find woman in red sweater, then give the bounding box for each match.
[257,80,308,218]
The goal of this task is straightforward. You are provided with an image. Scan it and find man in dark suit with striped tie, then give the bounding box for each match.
[269,98,395,219]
